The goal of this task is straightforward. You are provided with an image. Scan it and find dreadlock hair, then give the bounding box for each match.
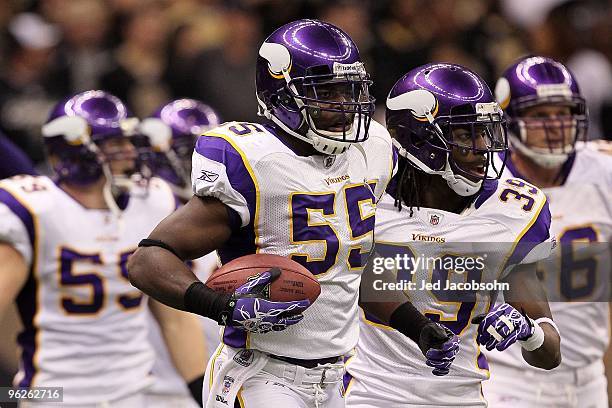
[394,156,424,217]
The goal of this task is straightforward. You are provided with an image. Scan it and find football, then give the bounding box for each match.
[205,253,321,303]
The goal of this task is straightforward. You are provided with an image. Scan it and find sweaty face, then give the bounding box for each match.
[450,127,488,181]
[449,122,505,181]
[519,104,575,151]
[99,137,137,176]
[304,81,366,133]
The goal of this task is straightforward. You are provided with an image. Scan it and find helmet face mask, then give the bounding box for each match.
[386,63,508,197]
[446,118,507,182]
[256,19,375,155]
[98,136,139,180]
[496,56,588,168]
[289,64,374,143]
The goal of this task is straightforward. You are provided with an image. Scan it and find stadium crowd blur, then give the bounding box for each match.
[0,0,611,172]
[0,0,611,385]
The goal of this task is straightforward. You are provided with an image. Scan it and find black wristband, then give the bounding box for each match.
[187,374,204,406]
[138,238,183,260]
[389,301,431,345]
[184,281,231,323]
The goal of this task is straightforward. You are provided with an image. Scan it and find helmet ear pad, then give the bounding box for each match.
[276,89,293,107]
[268,88,304,131]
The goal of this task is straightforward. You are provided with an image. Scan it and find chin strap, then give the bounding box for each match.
[509,133,569,168]
[101,164,125,236]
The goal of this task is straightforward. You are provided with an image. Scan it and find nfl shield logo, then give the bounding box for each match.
[430,214,440,225]
[324,156,335,168]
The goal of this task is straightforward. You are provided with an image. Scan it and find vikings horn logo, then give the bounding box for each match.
[259,42,292,79]
[386,89,439,122]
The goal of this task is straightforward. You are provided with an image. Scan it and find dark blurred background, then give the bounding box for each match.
[1,0,611,386]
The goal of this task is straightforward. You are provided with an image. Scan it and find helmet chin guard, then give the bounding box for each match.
[509,133,569,168]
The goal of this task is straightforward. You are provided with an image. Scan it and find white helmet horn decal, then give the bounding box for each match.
[387,89,438,120]
[259,42,291,78]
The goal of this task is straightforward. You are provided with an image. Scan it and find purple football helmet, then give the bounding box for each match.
[495,56,588,168]
[256,19,375,155]
[42,90,141,191]
[139,99,221,200]
[386,63,508,196]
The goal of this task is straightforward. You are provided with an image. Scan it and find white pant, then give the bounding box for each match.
[482,360,608,408]
[144,393,200,408]
[204,345,345,408]
[344,372,486,408]
[19,392,146,408]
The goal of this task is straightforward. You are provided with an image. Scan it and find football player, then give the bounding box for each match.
[483,56,612,407]
[139,98,221,202]
[345,63,561,408]
[0,91,206,407]
[138,98,221,408]
[128,20,455,408]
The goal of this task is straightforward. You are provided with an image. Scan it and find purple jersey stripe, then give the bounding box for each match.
[222,326,248,349]
[0,188,38,387]
[476,350,489,371]
[0,188,35,246]
[507,198,551,267]
[195,135,258,264]
[16,278,38,388]
[474,179,498,209]
[342,371,353,394]
[194,135,256,224]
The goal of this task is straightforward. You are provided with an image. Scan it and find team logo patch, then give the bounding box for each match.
[222,375,234,396]
[429,213,442,226]
[198,170,219,182]
[324,156,336,168]
[233,349,254,367]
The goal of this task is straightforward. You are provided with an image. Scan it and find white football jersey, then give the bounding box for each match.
[347,176,554,407]
[191,120,395,358]
[0,175,176,404]
[486,147,612,370]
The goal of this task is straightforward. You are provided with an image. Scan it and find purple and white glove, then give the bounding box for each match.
[473,303,533,351]
[418,322,460,376]
[220,268,310,334]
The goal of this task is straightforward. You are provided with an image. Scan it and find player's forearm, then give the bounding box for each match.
[521,323,561,369]
[151,300,207,381]
[0,244,29,319]
[360,300,430,345]
[128,196,232,311]
[128,246,199,310]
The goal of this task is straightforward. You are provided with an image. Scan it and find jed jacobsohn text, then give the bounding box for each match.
[372,279,510,292]
[372,254,486,275]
